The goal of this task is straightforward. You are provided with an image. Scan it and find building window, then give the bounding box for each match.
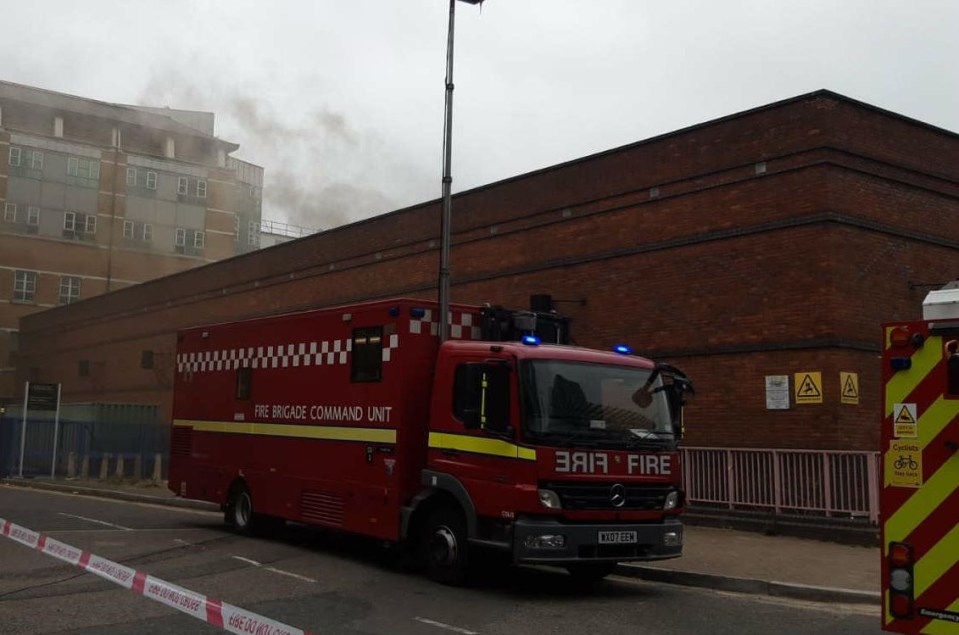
[59,276,81,305]
[146,171,157,190]
[142,223,153,242]
[247,220,259,246]
[126,168,137,186]
[84,215,97,234]
[177,177,189,195]
[194,231,205,249]
[14,270,37,303]
[64,212,76,231]
[30,151,43,170]
[27,207,39,226]
[196,180,207,198]
[4,203,16,222]
[234,215,240,243]
[175,227,186,247]
[8,147,21,167]
[67,157,100,185]
[123,220,135,238]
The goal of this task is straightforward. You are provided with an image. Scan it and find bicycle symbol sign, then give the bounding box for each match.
[889,440,922,488]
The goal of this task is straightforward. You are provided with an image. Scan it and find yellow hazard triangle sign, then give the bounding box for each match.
[794,372,823,404]
[895,405,916,424]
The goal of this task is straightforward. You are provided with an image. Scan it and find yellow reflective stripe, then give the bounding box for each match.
[914,522,959,599]
[884,397,959,487]
[885,333,941,418]
[429,432,537,461]
[173,419,396,444]
[886,453,959,541]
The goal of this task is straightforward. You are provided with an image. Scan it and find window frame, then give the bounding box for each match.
[8,147,21,167]
[123,220,135,238]
[351,326,384,383]
[193,231,205,249]
[27,206,39,226]
[177,176,189,195]
[196,180,207,198]
[3,203,16,223]
[145,171,157,190]
[31,151,43,170]
[13,270,37,303]
[84,215,97,234]
[174,227,186,247]
[64,211,77,231]
[58,276,81,305]
[126,167,137,186]
[142,223,153,242]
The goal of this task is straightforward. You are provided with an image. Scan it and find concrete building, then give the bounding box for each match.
[13,90,959,451]
[0,80,263,406]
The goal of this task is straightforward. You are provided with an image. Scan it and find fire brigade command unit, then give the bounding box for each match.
[169,298,693,584]
[882,282,959,633]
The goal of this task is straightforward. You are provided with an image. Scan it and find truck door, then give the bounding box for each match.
[428,357,533,524]
[881,323,959,634]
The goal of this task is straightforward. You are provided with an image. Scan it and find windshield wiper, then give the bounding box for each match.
[539,430,605,447]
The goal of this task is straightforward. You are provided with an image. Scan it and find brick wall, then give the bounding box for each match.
[16,91,959,451]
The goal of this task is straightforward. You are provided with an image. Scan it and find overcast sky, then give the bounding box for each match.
[2,1,957,230]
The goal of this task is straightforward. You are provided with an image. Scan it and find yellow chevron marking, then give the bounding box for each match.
[914,522,959,599]
[886,452,959,542]
[884,397,959,487]
[428,432,537,461]
[173,419,397,444]
[922,597,959,634]
[885,333,942,418]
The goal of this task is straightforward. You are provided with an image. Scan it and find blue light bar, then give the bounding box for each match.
[614,344,632,355]
[388,306,400,317]
[410,307,426,318]
[522,335,541,346]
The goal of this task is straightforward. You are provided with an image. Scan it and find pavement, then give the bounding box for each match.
[0,476,881,606]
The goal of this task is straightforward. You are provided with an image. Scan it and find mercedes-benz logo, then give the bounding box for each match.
[610,483,627,508]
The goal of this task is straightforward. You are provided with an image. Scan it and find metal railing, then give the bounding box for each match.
[681,447,880,524]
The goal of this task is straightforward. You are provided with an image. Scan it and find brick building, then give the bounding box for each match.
[14,90,959,451]
[0,81,264,407]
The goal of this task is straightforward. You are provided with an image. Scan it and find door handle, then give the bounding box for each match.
[441,448,459,458]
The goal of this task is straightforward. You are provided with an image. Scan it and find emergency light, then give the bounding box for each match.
[522,335,541,346]
[613,345,632,355]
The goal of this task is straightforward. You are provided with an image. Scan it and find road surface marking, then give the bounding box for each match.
[231,555,262,566]
[413,617,479,635]
[0,516,316,635]
[231,555,316,583]
[57,512,132,531]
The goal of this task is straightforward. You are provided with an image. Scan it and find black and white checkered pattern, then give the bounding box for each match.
[409,309,481,340]
[177,339,351,374]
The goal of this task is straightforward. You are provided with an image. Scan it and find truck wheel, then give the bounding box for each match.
[226,485,256,535]
[566,562,617,584]
[422,508,469,585]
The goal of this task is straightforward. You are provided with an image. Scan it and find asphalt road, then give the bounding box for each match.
[0,485,885,635]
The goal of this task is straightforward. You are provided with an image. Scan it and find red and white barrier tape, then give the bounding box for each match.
[0,517,315,635]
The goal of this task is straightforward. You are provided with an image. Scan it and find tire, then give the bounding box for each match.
[566,562,617,584]
[421,508,470,585]
[226,485,254,534]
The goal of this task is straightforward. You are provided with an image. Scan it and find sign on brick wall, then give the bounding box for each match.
[794,372,823,404]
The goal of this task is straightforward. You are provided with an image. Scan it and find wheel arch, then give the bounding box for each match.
[402,470,477,543]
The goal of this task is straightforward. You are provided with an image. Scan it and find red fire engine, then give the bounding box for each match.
[168,298,693,584]
[881,283,959,633]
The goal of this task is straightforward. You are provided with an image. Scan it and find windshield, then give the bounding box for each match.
[520,359,675,449]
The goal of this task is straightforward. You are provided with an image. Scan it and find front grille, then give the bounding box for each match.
[542,481,673,511]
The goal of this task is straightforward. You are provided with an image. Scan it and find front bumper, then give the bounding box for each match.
[512,515,683,564]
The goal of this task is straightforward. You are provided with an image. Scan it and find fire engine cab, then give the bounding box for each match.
[168,298,693,584]
[881,282,959,632]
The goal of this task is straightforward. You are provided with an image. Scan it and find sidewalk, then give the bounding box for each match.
[1,477,880,605]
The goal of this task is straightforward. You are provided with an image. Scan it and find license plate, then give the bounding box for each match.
[598,530,637,544]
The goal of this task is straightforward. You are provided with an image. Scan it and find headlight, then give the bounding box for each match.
[664,491,680,510]
[538,488,562,510]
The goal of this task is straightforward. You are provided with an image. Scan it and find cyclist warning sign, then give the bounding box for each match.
[840,372,859,405]
[894,402,918,438]
[794,372,823,404]
[888,440,922,487]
